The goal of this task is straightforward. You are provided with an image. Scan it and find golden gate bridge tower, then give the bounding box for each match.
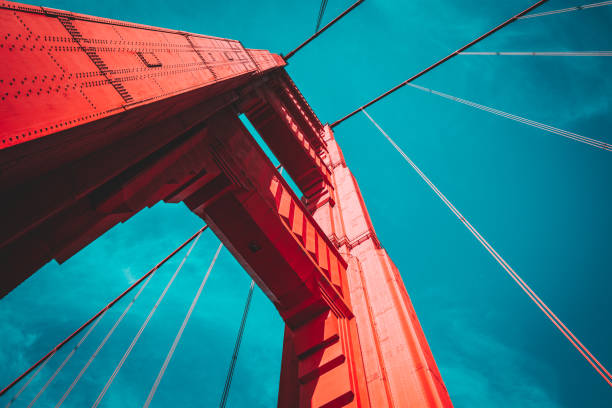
[1,0,610,406]
[0,1,452,406]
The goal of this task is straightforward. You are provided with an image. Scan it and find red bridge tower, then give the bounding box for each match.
[0,2,452,406]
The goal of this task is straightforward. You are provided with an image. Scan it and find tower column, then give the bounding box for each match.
[306,125,453,407]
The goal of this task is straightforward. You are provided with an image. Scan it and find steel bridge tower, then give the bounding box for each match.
[0,2,452,406]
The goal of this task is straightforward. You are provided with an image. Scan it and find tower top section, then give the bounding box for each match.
[0,0,285,150]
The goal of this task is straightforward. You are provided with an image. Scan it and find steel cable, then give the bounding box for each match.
[361,108,612,387]
[285,0,366,60]
[0,227,208,399]
[55,228,208,407]
[3,353,55,408]
[519,1,612,19]
[460,51,612,56]
[219,280,255,408]
[24,311,107,408]
[142,242,223,408]
[407,83,612,152]
[91,230,204,407]
[331,0,550,127]
[55,272,157,407]
[217,171,283,407]
[315,0,329,33]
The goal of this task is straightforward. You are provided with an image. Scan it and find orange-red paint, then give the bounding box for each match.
[0,1,452,406]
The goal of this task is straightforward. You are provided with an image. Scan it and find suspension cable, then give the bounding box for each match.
[0,226,208,398]
[217,167,282,408]
[143,242,223,408]
[460,51,612,56]
[219,280,256,408]
[3,353,56,408]
[330,0,549,128]
[407,83,612,151]
[360,108,612,387]
[24,311,108,408]
[91,229,204,407]
[56,229,207,407]
[285,0,366,60]
[519,0,612,19]
[315,0,329,33]
[55,270,157,407]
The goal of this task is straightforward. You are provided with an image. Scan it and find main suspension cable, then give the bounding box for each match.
[330,0,549,128]
[407,83,612,151]
[91,229,204,407]
[219,280,256,408]
[0,226,208,398]
[143,242,223,408]
[460,51,612,56]
[285,0,366,60]
[518,0,612,19]
[360,108,612,387]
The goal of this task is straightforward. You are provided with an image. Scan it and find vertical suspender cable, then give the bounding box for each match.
[218,280,256,408]
[91,230,204,408]
[360,108,612,387]
[0,226,208,399]
[406,83,612,151]
[142,242,223,408]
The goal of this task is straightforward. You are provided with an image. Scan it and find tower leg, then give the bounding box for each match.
[299,125,453,407]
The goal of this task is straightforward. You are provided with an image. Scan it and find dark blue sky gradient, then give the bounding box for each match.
[1,1,611,407]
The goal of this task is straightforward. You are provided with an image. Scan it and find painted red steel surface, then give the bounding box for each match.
[310,126,453,407]
[0,2,452,406]
[0,0,284,294]
[0,0,280,149]
[194,111,370,408]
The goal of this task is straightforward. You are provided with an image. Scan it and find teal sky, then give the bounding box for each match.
[1,1,611,407]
